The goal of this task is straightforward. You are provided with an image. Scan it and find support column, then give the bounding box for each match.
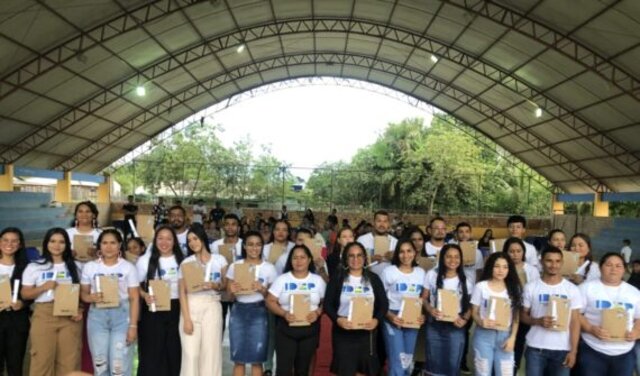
[552,194,564,215]
[55,171,72,203]
[593,192,609,217]
[0,164,14,191]
[97,174,111,203]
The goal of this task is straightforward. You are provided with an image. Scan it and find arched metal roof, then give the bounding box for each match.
[1,0,639,193]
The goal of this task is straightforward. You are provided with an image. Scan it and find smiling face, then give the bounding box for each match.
[47,233,66,258]
[187,232,203,254]
[397,242,416,267]
[243,235,263,260]
[542,251,562,276]
[337,229,355,248]
[346,245,366,272]
[0,232,20,257]
[75,204,94,227]
[492,257,510,281]
[569,236,590,258]
[169,209,185,230]
[99,233,121,259]
[223,218,239,238]
[155,228,175,256]
[443,247,461,272]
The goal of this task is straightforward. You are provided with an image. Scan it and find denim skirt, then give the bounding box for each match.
[229,301,269,364]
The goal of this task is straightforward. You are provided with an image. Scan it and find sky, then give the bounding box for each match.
[209,83,435,178]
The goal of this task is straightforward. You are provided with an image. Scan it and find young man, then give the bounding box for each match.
[507,215,540,269]
[425,217,447,257]
[208,201,225,226]
[356,210,398,276]
[122,195,138,240]
[191,199,207,224]
[152,196,167,228]
[168,205,189,255]
[520,247,582,376]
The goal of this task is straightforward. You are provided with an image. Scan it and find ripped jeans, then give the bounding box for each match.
[472,327,514,376]
[382,312,419,376]
[87,301,132,376]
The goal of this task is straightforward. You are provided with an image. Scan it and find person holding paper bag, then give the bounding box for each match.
[575,252,640,375]
[79,229,140,376]
[0,228,31,376]
[178,224,227,376]
[422,244,472,376]
[323,242,388,376]
[264,219,295,275]
[380,239,426,376]
[66,201,102,262]
[506,215,539,270]
[266,244,326,375]
[226,231,277,376]
[470,252,523,376]
[136,225,184,376]
[21,228,83,376]
[568,233,601,285]
[326,227,355,279]
[520,247,582,376]
[356,210,397,277]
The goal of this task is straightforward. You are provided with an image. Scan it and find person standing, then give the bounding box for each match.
[621,239,633,271]
[122,195,138,241]
[506,215,539,270]
[356,210,397,277]
[168,206,189,256]
[153,197,168,228]
[192,199,207,225]
[208,201,226,227]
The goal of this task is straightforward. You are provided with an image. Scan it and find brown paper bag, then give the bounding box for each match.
[0,276,11,310]
[417,256,437,271]
[53,284,80,316]
[490,296,511,331]
[459,241,477,266]
[560,251,579,276]
[290,294,311,327]
[438,289,460,322]
[181,262,205,293]
[268,243,285,264]
[234,263,256,295]
[219,244,235,264]
[547,296,570,332]
[374,236,390,256]
[96,276,120,309]
[74,235,95,262]
[303,239,322,260]
[602,307,628,341]
[490,238,507,254]
[516,267,527,286]
[399,297,422,328]
[148,279,171,312]
[124,251,139,264]
[348,296,374,329]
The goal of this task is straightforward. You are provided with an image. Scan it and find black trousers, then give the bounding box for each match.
[0,309,30,376]
[137,299,181,376]
[275,318,320,376]
[514,323,530,373]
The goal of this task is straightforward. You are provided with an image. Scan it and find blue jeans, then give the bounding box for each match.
[87,301,132,376]
[425,321,465,376]
[229,302,268,364]
[382,313,419,376]
[525,346,569,376]
[472,327,514,376]
[576,340,634,376]
[634,341,640,376]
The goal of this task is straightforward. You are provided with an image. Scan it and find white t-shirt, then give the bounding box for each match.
[23,261,82,303]
[518,263,541,285]
[524,241,539,269]
[425,241,443,257]
[268,272,326,311]
[621,246,633,264]
[176,229,188,256]
[572,260,601,283]
[338,274,375,318]
[357,233,398,276]
[136,254,180,299]
[81,258,139,301]
[191,204,207,224]
[579,279,640,355]
[424,269,473,314]
[446,240,483,285]
[470,280,512,326]
[381,266,425,310]
[226,260,277,303]
[210,238,243,262]
[66,227,101,250]
[0,264,15,278]
[263,241,295,269]
[178,254,228,296]
[523,278,582,351]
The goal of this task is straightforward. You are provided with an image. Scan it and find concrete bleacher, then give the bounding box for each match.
[592,217,640,261]
[0,192,72,246]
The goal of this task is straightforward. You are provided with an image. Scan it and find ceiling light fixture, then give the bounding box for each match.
[430,54,439,63]
[236,44,245,53]
[136,86,146,97]
[535,107,543,118]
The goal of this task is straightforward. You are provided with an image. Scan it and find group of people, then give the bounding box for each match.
[0,201,639,376]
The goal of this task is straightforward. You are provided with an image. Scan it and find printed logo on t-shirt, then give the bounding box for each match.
[94,272,124,279]
[41,271,69,280]
[211,272,221,282]
[595,300,633,311]
[159,267,178,278]
[395,283,423,295]
[285,282,316,291]
[342,284,371,294]
[537,293,568,304]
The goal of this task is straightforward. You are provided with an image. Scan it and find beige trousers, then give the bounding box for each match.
[29,303,82,376]
[179,294,223,376]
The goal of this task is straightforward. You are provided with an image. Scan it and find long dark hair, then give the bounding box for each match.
[241,231,264,259]
[39,228,80,283]
[0,227,29,284]
[503,237,527,263]
[339,242,372,285]
[570,233,594,277]
[96,228,124,258]
[145,225,184,284]
[408,227,426,257]
[71,201,99,228]
[435,244,470,314]
[186,224,211,256]
[332,227,354,256]
[479,252,523,311]
[283,244,317,274]
[269,219,291,244]
[390,239,418,268]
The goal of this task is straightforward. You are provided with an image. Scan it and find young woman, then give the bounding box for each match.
[67,201,102,260]
[470,252,523,376]
[21,228,83,376]
[326,227,355,279]
[125,237,145,264]
[266,245,326,375]
[381,239,426,376]
[0,228,30,376]
[478,229,494,258]
[324,242,389,376]
[568,233,600,285]
[423,244,472,376]
[408,227,427,258]
[178,224,227,376]
[577,252,640,375]
[548,229,567,250]
[136,225,184,376]
[80,229,140,376]
[503,237,539,373]
[226,231,277,376]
